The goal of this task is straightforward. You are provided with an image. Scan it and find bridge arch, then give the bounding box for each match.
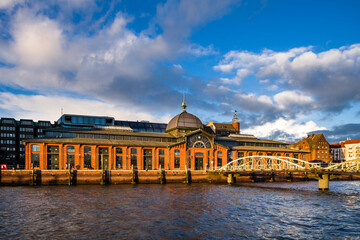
[218,156,321,171]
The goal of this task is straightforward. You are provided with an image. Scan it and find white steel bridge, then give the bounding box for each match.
[215,156,360,191]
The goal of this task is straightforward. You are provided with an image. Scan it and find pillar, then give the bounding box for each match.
[227,174,234,184]
[319,174,329,191]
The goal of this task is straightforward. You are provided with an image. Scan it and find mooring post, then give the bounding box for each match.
[159,165,165,184]
[227,173,234,184]
[288,172,293,182]
[250,172,255,182]
[185,165,189,184]
[319,174,329,191]
[100,169,105,185]
[31,164,35,186]
[131,165,136,184]
[270,172,275,182]
[68,166,72,186]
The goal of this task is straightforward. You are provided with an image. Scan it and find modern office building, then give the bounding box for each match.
[0,118,17,167]
[0,118,51,168]
[24,102,310,170]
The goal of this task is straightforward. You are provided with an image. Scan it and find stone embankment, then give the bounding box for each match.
[1,169,359,186]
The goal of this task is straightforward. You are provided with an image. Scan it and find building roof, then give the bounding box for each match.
[305,133,328,148]
[47,127,176,138]
[231,146,310,153]
[165,111,203,132]
[216,136,288,145]
[23,138,171,147]
[211,123,236,131]
[343,139,360,145]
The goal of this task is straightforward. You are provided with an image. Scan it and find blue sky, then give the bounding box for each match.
[0,0,360,143]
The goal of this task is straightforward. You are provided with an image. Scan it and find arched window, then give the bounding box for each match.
[174,149,180,169]
[217,151,222,167]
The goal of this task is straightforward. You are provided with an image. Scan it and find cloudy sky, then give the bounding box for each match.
[0,0,359,143]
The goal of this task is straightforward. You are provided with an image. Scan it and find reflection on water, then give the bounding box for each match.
[1,181,360,239]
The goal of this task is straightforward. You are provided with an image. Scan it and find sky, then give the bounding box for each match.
[0,0,360,143]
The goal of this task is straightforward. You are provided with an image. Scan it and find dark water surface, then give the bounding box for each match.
[1,181,360,239]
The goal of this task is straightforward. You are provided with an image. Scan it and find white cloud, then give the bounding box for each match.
[220,68,251,85]
[215,44,360,112]
[0,12,171,97]
[173,64,183,69]
[180,43,218,56]
[274,91,314,109]
[155,0,237,38]
[0,92,171,123]
[0,0,23,9]
[11,11,64,67]
[243,117,326,141]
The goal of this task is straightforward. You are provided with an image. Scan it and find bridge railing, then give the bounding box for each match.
[324,159,360,171]
[218,156,322,172]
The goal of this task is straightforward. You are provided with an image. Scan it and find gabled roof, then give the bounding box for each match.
[185,128,215,139]
[303,133,328,149]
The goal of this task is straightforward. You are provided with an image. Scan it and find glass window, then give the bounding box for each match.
[116,148,123,154]
[174,150,181,168]
[217,151,223,167]
[116,155,123,169]
[84,146,91,153]
[131,148,137,154]
[159,149,165,168]
[131,155,137,168]
[31,145,40,152]
[31,153,40,168]
[67,146,75,153]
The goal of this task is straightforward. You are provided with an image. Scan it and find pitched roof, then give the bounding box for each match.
[303,133,328,149]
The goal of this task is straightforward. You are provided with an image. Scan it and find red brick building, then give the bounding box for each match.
[24,103,310,170]
[291,133,331,163]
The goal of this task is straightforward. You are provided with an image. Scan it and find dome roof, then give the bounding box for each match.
[166,111,203,132]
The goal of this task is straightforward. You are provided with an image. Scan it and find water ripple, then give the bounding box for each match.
[1,182,360,239]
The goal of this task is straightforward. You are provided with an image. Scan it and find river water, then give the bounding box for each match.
[1,181,360,239]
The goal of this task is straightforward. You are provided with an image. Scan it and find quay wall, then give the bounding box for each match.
[1,170,360,186]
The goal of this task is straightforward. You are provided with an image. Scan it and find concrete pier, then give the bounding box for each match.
[319,174,329,191]
[227,174,234,184]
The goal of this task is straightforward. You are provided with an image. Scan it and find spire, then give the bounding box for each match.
[232,110,239,123]
[182,93,187,112]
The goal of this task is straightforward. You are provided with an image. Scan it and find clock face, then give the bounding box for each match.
[187,133,212,148]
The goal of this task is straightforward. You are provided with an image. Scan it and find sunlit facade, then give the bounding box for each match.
[25,104,310,170]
